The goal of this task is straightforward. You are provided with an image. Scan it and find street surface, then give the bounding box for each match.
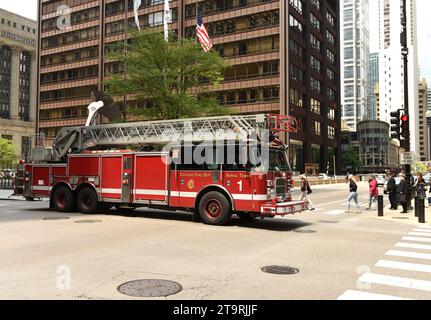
[1,183,431,300]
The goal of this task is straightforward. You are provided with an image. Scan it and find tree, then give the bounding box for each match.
[105,30,230,120]
[342,146,362,170]
[0,139,17,169]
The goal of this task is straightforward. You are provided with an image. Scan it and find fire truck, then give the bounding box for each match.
[15,101,309,225]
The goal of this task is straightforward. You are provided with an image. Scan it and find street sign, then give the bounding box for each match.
[400,152,415,165]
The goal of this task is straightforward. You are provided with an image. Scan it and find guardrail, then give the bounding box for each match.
[0,178,14,190]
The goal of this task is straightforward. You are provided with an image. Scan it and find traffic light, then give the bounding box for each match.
[400,114,410,150]
[390,110,401,140]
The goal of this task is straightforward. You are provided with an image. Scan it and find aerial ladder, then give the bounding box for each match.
[32,99,299,163]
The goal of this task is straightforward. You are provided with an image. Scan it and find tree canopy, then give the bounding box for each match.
[342,146,362,170]
[105,30,230,120]
[0,139,17,168]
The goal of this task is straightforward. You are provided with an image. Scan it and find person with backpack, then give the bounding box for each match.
[346,175,361,213]
[300,175,316,211]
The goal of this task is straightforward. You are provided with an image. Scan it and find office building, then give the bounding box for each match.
[37,0,341,174]
[368,52,379,120]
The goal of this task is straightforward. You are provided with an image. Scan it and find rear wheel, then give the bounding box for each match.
[198,192,231,226]
[52,186,74,212]
[77,187,100,214]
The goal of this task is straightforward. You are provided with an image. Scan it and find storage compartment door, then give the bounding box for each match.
[100,156,122,200]
[134,155,169,203]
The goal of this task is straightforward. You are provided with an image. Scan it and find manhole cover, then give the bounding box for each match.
[74,220,103,224]
[261,266,299,275]
[43,217,70,221]
[294,230,317,234]
[117,279,182,297]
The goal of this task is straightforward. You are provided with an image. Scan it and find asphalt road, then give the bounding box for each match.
[1,183,431,300]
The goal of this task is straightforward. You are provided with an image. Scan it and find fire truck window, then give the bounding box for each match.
[205,147,220,171]
[124,157,132,170]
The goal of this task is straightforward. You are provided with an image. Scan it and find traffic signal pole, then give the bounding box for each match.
[401,0,412,209]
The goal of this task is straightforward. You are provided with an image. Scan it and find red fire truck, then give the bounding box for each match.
[15,107,309,225]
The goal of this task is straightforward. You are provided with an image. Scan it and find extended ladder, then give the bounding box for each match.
[52,114,298,160]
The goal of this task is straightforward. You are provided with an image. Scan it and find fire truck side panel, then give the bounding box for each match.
[31,166,51,197]
[221,171,256,212]
[133,154,169,204]
[100,156,123,200]
[175,171,214,208]
[52,166,67,177]
[68,156,99,177]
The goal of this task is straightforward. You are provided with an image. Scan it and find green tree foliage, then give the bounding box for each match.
[0,139,17,168]
[342,146,362,169]
[105,30,230,120]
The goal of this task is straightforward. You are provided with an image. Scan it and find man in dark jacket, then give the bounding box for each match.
[387,172,398,210]
[397,173,409,213]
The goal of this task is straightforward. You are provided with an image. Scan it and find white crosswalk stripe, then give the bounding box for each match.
[338,226,431,300]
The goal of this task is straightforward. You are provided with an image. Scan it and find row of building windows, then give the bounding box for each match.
[0,17,36,34]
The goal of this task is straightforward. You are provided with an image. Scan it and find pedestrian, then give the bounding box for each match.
[413,173,427,200]
[367,175,379,210]
[300,175,316,211]
[387,172,398,210]
[346,175,361,213]
[397,173,409,214]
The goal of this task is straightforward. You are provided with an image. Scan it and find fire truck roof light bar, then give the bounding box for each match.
[52,113,298,160]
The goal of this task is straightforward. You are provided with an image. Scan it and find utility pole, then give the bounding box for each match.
[401,0,412,208]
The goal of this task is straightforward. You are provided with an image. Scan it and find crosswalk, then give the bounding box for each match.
[338,225,431,300]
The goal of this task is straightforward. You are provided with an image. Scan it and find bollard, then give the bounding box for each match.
[415,197,419,217]
[378,195,384,217]
[419,198,426,224]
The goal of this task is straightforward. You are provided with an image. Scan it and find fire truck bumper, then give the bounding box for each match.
[260,201,309,216]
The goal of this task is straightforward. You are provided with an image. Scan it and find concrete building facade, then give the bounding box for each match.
[377,0,420,156]
[340,0,369,131]
[0,9,37,165]
[419,79,429,161]
[36,0,342,174]
[368,52,379,120]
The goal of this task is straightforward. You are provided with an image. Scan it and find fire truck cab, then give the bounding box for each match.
[17,112,309,226]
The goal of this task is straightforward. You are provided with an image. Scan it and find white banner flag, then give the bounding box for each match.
[164,0,172,41]
[133,0,141,31]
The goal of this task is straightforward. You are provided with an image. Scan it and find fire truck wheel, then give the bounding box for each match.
[52,186,75,213]
[77,187,100,214]
[199,192,232,226]
[236,212,257,221]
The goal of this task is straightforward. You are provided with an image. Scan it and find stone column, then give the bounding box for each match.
[29,52,37,122]
[10,46,21,121]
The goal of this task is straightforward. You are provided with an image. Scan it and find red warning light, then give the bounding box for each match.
[401,115,408,122]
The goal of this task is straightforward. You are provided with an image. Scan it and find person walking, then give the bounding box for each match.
[397,173,409,214]
[367,175,379,210]
[300,175,316,211]
[387,172,398,210]
[346,175,361,213]
[413,173,427,201]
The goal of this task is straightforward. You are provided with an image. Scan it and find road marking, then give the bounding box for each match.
[359,273,431,292]
[417,226,431,230]
[386,250,431,261]
[414,229,431,233]
[409,232,431,237]
[6,211,19,214]
[402,236,431,243]
[323,210,345,215]
[376,260,431,274]
[395,242,431,251]
[337,290,411,300]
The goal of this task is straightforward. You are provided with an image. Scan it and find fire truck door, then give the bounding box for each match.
[122,155,133,203]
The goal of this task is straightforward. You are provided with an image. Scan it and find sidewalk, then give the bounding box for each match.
[373,203,431,226]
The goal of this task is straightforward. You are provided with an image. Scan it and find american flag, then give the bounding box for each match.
[196,12,212,52]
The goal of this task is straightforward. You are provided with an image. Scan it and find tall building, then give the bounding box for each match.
[37,0,341,174]
[419,79,429,161]
[428,88,431,111]
[368,52,379,120]
[377,0,420,155]
[0,9,37,165]
[340,0,370,131]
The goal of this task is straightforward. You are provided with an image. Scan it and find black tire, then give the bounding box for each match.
[77,187,100,214]
[198,191,232,226]
[236,212,257,221]
[52,186,74,212]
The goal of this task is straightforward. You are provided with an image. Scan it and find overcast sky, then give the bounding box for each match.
[1,0,430,82]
